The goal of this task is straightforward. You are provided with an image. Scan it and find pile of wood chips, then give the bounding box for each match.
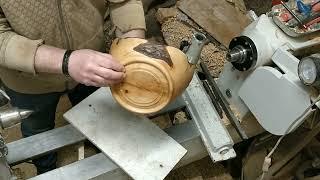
[153,0,250,78]
[157,9,227,77]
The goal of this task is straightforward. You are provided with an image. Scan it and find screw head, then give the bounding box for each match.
[226,89,232,98]
[219,147,230,155]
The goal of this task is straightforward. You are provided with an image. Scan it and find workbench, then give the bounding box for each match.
[5,75,264,180]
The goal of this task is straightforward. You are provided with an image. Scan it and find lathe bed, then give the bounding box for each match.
[5,74,263,180]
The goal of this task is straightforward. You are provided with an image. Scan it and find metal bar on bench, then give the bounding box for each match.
[183,74,236,162]
[29,116,265,180]
[33,153,118,180]
[6,96,185,166]
[64,88,187,180]
[7,125,86,165]
[30,120,208,180]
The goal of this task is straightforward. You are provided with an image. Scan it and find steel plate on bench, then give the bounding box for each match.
[64,88,187,180]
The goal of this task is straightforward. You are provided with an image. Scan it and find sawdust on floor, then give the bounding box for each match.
[161,17,194,48]
[173,111,188,124]
[200,43,227,78]
[161,16,227,78]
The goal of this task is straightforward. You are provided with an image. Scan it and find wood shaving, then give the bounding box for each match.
[161,17,227,77]
[201,43,227,77]
[161,17,195,48]
[173,111,188,124]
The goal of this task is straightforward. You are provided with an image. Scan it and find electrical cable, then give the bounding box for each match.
[258,95,320,180]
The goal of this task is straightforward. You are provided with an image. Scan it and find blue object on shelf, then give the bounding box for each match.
[296,0,312,16]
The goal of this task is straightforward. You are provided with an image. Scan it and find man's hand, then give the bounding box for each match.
[34,45,125,87]
[68,49,125,87]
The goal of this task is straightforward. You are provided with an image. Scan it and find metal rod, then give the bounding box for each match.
[281,1,307,29]
[202,80,223,118]
[200,62,248,140]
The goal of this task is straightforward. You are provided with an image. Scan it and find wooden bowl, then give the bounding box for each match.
[110,38,195,114]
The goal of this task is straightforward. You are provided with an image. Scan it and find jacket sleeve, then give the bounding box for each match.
[0,8,43,74]
[108,0,146,34]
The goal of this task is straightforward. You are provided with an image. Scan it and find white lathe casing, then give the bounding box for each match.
[218,15,320,135]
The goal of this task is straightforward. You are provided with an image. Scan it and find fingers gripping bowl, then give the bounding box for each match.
[110,33,206,114]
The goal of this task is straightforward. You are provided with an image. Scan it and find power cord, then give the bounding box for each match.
[259,95,320,180]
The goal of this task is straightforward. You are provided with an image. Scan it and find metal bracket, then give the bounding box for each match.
[183,74,236,162]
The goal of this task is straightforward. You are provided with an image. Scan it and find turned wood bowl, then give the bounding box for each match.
[110,38,195,114]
